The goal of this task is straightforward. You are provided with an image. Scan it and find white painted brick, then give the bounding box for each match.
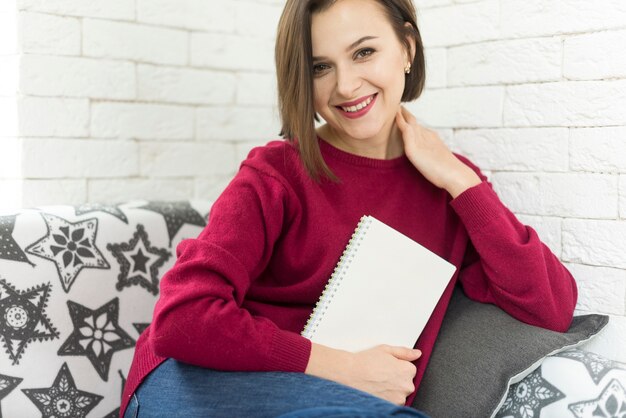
[0,12,18,55]
[236,72,277,106]
[562,219,626,269]
[21,138,139,178]
[0,98,18,136]
[191,33,274,71]
[424,48,446,89]
[88,178,194,202]
[504,80,626,127]
[195,176,234,202]
[17,0,134,20]
[137,64,236,105]
[0,56,17,96]
[22,179,87,207]
[620,175,626,219]
[515,214,562,257]
[137,0,234,32]
[565,262,626,316]
[492,172,618,218]
[235,1,282,38]
[501,0,626,38]
[454,128,569,171]
[140,141,236,177]
[0,137,21,177]
[415,0,453,7]
[564,29,626,80]
[419,0,499,47]
[570,127,626,173]
[405,86,503,128]
[20,55,135,99]
[448,37,561,86]
[91,102,195,140]
[235,140,273,164]
[579,315,626,363]
[0,0,16,13]
[19,12,80,55]
[0,180,21,210]
[196,106,281,142]
[83,19,188,66]
[18,97,89,137]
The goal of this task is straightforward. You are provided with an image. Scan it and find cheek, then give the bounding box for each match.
[313,80,331,113]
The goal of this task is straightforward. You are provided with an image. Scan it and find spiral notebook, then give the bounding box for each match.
[301,215,457,352]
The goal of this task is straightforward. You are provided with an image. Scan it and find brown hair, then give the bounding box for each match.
[275,0,426,182]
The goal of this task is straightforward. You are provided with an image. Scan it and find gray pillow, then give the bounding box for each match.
[411,286,609,418]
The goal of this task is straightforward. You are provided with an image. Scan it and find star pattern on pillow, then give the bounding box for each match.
[25,213,110,293]
[107,224,171,295]
[74,203,129,224]
[21,362,102,418]
[137,201,206,246]
[0,279,58,365]
[133,322,150,335]
[569,378,626,418]
[57,298,135,381]
[0,373,23,416]
[496,366,565,418]
[555,349,626,384]
[0,215,33,265]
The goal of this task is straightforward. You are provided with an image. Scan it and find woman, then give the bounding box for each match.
[120,0,578,416]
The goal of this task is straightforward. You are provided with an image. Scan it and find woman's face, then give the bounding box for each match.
[311,0,410,146]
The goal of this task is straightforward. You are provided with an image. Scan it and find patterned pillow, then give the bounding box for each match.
[0,201,211,418]
[497,348,626,418]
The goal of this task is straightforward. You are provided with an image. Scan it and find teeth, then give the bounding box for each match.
[341,95,374,113]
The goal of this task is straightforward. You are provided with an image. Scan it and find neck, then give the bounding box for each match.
[317,123,405,160]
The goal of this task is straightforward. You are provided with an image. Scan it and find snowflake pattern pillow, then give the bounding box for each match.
[496,348,626,418]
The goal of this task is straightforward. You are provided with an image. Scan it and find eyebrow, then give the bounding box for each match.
[312,36,378,62]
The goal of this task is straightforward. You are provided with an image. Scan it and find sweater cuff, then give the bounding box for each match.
[449,181,505,234]
[267,327,312,373]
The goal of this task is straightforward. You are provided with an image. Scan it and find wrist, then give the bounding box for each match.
[445,168,482,199]
[305,343,354,383]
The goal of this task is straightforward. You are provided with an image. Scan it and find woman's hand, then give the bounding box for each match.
[395,106,481,198]
[306,343,421,406]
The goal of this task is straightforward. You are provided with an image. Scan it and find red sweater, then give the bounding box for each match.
[120,138,577,416]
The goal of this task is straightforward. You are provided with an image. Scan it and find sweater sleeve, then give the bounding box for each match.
[449,154,578,332]
[148,164,311,373]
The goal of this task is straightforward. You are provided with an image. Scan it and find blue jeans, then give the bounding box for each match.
[124,358,429,418]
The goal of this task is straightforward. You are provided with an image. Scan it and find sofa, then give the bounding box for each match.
[0,200,623,418]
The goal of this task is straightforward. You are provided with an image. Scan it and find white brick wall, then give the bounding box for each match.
[0,0,624,355]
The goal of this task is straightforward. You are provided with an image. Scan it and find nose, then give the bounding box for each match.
[335,65,361,99]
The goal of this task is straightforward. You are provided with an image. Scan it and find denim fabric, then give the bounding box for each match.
[124,358,429,418]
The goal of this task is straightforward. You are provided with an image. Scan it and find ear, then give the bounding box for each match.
[403,22,416,63]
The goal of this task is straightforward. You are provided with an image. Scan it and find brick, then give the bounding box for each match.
[17,0,134,20]
[191,32,274,71]
[235,1,282,38]
[137,0,234,32]
[0,137,21,177]
[424,48,446,89]
[515,214,562,257]
[196,106,281,142]
[570,127,626,173]
[22,179,87,207]
[0,98,18,136]
[565,262,626,316]
[91,102,195,140]
[454,128,569,172]
[19,12,80,55]
[195,176,234,202]
[235,140,272,164]
[0,0,16,13]
[20,55,135,99]
[492,172,618,218]
[579,315,626,363]
[236,72,277,106]
[419,0,499,47]
[21,138,139,178]
[405,86,503,128]
[0,56,18,96]
[448,37,561,86]
[83,19,188,66]
[562,219,626,269]
[504,80,626,127]
[88,178,194,202]
[0,180,21,211]
[415,0,453,7]
[140,141,236,177]
[18,97,89,137]
[565,29,626,80]
[0,12,18,55]
[501,0,626,38]
[620,175,626,219]
[137,64,235,105]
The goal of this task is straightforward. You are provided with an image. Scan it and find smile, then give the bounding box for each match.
[335,93,377,119]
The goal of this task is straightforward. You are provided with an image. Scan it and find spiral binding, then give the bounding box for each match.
[301,215,373,339]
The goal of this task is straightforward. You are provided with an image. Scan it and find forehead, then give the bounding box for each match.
[311,0,394,53]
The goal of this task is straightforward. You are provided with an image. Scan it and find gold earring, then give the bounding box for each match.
[404,62,411,74]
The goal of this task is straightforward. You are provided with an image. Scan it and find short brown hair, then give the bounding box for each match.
[275,0,426,182]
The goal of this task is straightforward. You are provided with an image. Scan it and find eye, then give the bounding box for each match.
[355,48,375,59]
[313,63,330,75]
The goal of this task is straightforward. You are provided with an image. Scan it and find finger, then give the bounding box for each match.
[400,106,418,125]
[385,345,422,360]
